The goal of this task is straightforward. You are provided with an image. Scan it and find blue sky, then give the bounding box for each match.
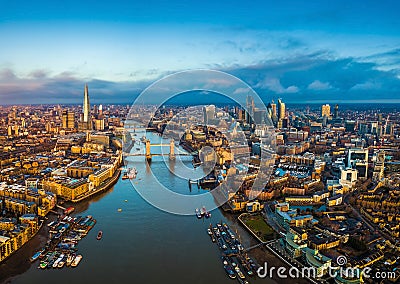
[0,0,400,104]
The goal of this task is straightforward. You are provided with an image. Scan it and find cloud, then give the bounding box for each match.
[1,48,400,104]
[307,80,332,90]
[29,69,49,79]
[255,77,299,94]
[233,87,249,95]
[359,48,400,71]
[350,80,382,90]
[226,51,400,102]
[0,68,17,80]
[0,69,144,104]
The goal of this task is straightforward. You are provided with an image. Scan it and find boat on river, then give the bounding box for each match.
[71,254,82,267]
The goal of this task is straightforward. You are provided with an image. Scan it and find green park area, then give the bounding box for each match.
[242,214,274,242]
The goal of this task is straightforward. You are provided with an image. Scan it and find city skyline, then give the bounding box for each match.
[1,1,400,104]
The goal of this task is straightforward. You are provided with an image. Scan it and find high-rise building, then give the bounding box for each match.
[79,84,92,130]
[321,104,330,117]
[83,84,90,123]
[334,104,339,119]
[348,148,368,180]
[62,110,75,129]
[253,109,266,124]
[278,98,285,120]
[246,95,255,124]
[267,103,272,118]
[94,118,105,131]
[271,102,277,118]
[345,120,356,132]
[203,105,216,125]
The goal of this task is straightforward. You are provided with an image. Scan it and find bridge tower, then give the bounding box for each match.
[145,139,152,161]
[169,139,175,160]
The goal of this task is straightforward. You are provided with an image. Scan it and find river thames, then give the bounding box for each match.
[2,131,281,284]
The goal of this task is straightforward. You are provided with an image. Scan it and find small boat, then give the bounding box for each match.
[57,257,66,268]
[97,231,103,240]
[118,208,122,212]
[195,208,202,219]
[39,261,48,269]
[66,254,75,266]
[64,206,75,215]
[30,249,44,262]
[53,254,64,268]
[207,228,212,235]
[127,167,137,179]
[71,254,82,267]
[122,172,129,180]
[235,266,246,279]
[224,265,236,279]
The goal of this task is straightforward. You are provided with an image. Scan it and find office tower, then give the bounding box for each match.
[203,105,216,125]
[99,104,103,116]
[345,120,356,132]
[277,98,285,120]
[246,95,255,115]
[62,110,75,129]
[94,119,105,131]
[373,151,385,181]
[334,104,339,119]
[246,95,255,124]
[321,104,330,117]
[347,148,368,180]
[267,103,272,118]
[358,122,369,135]
[79,84,92,130]
[253,109,266,125]
[93,105,99,116]
[271,101,277,118]
[83,84,90,124]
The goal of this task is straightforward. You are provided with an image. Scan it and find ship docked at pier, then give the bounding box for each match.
[122,167,137,180]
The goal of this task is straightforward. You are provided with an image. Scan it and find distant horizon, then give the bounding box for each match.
[2,100,400,107]
[1,1,400,104]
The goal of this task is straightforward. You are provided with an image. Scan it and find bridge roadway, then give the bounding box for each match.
[123,153,193,157]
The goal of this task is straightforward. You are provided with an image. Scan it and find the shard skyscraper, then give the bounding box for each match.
[83,84,90,123]
[79,84,91,130]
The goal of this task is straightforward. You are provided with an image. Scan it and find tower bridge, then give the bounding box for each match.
[145,139,175,161]
[123,139,195,161]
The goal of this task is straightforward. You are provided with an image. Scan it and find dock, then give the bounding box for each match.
[207,222,261,283]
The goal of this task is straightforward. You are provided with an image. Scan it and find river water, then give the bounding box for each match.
[4,131,277,284]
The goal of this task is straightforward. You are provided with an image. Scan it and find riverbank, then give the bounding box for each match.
[72,168,121,203]
[235,213,311,284]
[0,215,57,284]
[0,169,120,284]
